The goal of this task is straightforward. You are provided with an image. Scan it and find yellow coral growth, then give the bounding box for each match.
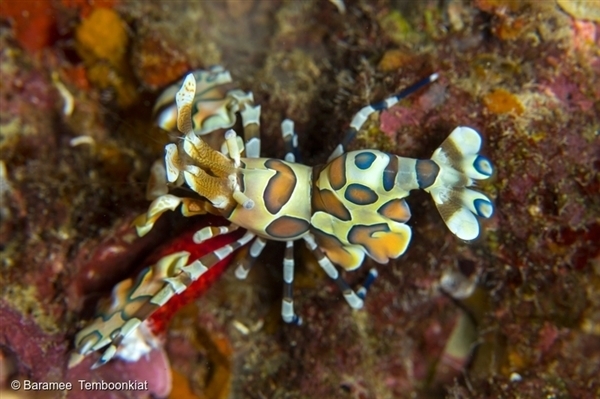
[378,49,413,72]
[75,8,127,69]
[378,11,420,44]
[75,8,138,107]
[483,89,525,115]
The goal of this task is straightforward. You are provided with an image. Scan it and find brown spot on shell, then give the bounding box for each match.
[378,199,412,223]
[264,159,296,215]
[265,216,310,239]
[327,154,347,190]
[314,230,361,269]
[415,159,440,189]
[383,154,398,191]
[313,188,351,221]
[348,223,410,263]
[345,184,378,205]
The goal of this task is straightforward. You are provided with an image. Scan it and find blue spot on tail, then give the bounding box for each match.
[474,155,493,177]
[474,198,494,218]
[354,152,377,170]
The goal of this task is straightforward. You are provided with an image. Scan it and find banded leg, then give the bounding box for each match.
[327,72,439,162]
[356,268,378,300]
[303,233,364,310]
[234,237,267,279]
[193,223,239,244]
[282,240,302,324]
[71,231,256,369]
[218,94,261,159]
[235,91,262,158]
[281,119,299,163]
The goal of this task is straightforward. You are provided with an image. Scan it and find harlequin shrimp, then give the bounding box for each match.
[69,66,494,369]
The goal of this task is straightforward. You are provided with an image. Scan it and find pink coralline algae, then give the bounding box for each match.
[0,304,171,398]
